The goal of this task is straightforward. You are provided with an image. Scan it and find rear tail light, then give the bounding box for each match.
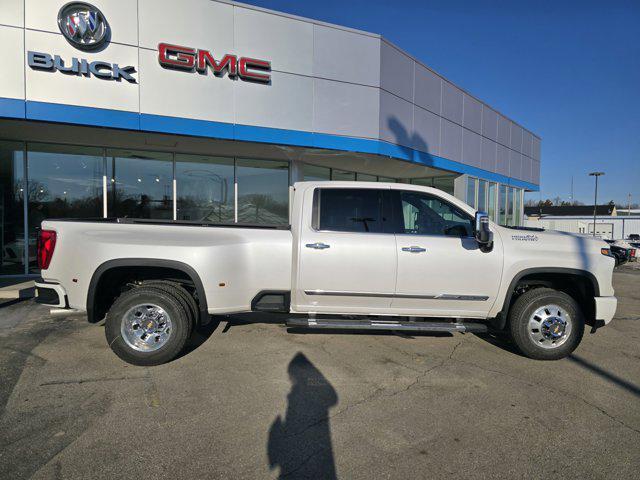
[631,249,636,259]
[37,229,57,270]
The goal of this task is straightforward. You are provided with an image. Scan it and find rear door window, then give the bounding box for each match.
[313,188,390,233]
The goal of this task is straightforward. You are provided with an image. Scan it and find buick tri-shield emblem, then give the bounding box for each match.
[57,2,109,50]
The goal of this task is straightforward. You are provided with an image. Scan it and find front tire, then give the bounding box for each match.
[508,288,584,360]
[105,286,192,366]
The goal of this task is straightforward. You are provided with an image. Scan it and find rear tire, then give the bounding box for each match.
[508,288,584,360]
[105,286,193,366]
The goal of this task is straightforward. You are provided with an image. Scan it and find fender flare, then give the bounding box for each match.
[495,267,600,330]
[86,258,208,323]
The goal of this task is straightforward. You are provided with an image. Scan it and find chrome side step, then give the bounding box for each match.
[285,317,488,333]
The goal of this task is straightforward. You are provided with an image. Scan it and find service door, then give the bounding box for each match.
[293,187,397,315]
[391,189,503,317]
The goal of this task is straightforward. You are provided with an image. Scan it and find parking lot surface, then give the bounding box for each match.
[1,267,639,479]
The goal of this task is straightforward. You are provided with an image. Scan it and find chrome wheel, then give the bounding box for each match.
[527,304,572,349]
[121,304,172,352]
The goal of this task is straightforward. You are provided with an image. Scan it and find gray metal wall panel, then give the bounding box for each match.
[380,41,414,102]
[413,64,441,114]
[139,0,232,52]
[496,144,510,176]
[497,115,510,147]
[522,131,532,157]
[510,122,523,152]
[521,155,533,183]
[313,79,380,139]
[313,25,380,87]
[482,106,498,141]
[413,106,440,156]
[509,149,522,179]
[463,95,482,134]
[441,81,463,125]
[440,118,463,163]
[532,159,541,184]
[379,90,414,148]
[532,137,541,161]
[234,5,313,76]
[462,129,482,168]
[0,0,23,27]
[481,137,497,173]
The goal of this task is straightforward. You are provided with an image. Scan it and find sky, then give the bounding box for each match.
[242,0,640,206]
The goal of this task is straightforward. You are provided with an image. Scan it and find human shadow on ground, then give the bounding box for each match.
[267,352,338,479]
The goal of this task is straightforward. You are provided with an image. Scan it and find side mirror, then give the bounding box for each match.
[475,211,493,251]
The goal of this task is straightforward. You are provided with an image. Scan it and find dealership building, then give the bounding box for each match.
[0,0,540,277]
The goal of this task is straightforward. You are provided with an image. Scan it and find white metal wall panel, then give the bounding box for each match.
[139,49,234,124]
[463,94,482,134]
[138,0,232,52]
[236,71,313,131]
[379,90,413,148]
[413,106,440,156]
[441,81,463,125]
[413,64,441,114]
[462,129,482,168]
[26,0,138,46]
[0,26,25,100]
[440,118,462,163]
[532,136,541,161]
[313,25,380,87]
[481,137,497,172]
[312,79,379,139]
[532,159,541,184]
[234,5,313,76]
[25,30,139,111]
[521,154,533,183]
[0,0,24,27]
[380,41,414,102]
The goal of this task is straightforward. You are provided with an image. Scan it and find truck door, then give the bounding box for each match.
[292,186,397,314]
[390,189,502,317]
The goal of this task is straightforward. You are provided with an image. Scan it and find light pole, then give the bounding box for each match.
[589,172,604,237]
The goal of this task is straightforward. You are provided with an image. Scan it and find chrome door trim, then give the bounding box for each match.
[304,290,489,301]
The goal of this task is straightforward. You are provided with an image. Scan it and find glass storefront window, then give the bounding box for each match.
[236,158,289,225]
[499,184,507,225]
[477,180,487,213]
[302,164,331,181]
[28,143,104,272]
[466,177,476,208]
[175,154,234,223]
[514,188,522,226]
[107,149,173,220]
[410,178,434,187]
[0,141,25,275]
[507,187,515,225]
[356,173,377,182]
[331,170,356,181]
[433,176,455,195]
[377,176,396,183]
[488,182,497,222]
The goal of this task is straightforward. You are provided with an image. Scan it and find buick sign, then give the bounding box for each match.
[27,2,137,82]
[58,2,109,51]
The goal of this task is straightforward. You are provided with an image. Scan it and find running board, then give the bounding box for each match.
[285,318,488,333]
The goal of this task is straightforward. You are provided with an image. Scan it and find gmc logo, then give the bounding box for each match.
[158,43,271,83]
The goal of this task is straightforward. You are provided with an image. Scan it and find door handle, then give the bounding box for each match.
[306,242,330,250]
[401,246,426,253]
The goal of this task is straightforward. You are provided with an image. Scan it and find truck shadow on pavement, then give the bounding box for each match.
[268,352,338,479]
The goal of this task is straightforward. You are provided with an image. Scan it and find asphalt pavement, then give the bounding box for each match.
[1,267,639,479]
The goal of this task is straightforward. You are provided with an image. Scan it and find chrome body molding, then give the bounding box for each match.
[304,290,489,301]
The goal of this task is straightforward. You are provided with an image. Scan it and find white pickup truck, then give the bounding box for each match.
[35,181,617,365]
